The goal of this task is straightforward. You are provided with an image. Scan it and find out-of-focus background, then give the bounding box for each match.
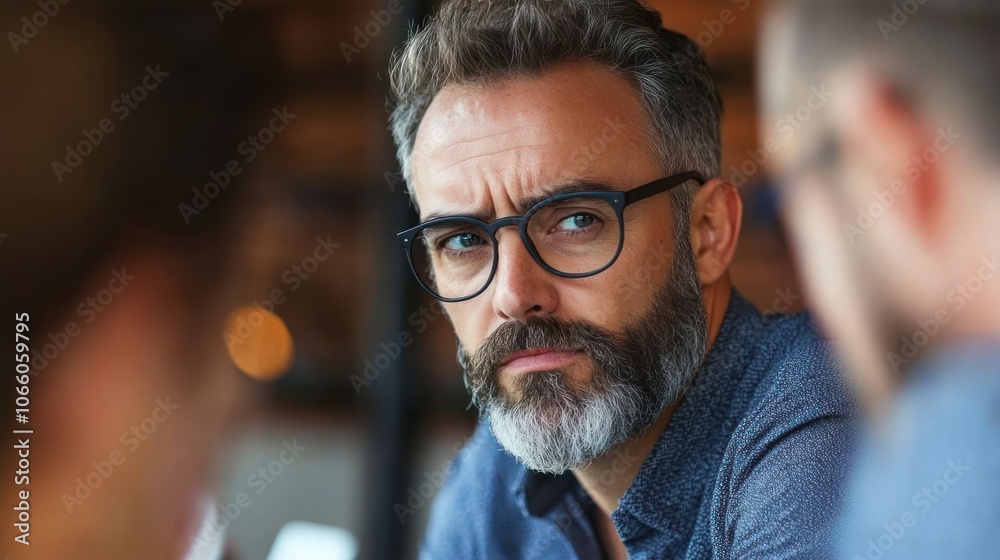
[0,1,803,559]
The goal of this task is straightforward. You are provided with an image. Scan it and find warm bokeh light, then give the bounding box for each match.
[224,305,295,380]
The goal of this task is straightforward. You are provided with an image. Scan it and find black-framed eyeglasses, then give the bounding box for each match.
[397,171,706,302]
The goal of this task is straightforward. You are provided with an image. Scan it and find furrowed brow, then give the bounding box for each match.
[419,180,621,224]
[514,180,619,211]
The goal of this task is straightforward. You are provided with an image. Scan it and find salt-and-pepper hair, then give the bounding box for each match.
[388,0,723,214]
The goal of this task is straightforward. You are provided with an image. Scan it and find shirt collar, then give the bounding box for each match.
[512,468,578,518]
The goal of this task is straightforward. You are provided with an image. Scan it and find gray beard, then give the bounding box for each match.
[457,235,708,473]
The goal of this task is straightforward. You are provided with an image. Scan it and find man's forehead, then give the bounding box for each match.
[411,83,579,184]
[409,64,654,222]
[412,85,496,154]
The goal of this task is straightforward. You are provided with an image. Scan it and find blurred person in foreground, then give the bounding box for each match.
[0,5,278,558]
[760,1,1000,558]
[389,0,858,558]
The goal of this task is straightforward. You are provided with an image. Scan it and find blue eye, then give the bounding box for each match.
[443,232,485,250]
[557,214,595,231]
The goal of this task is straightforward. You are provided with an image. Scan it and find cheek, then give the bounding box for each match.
[442,300,490,355]
[613,218,675,303]
[559,238,673,330]
[785,190,863,335]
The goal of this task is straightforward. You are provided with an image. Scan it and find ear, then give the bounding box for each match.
[832,74,946,245]
[689,178,743,285]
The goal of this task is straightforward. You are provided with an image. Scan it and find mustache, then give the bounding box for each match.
[466,315,618,379]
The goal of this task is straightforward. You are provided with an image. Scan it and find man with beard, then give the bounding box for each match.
[389,1,857,558]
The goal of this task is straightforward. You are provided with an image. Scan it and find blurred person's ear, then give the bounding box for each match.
[827,70,956,320]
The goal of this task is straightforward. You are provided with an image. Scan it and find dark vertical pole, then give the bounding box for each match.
[364,1,434,560]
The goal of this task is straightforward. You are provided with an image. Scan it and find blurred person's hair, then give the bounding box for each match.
[388,0,723,218]
[766,0,1000,168]
[0,4,279,352]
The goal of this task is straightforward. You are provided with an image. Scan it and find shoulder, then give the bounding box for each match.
[743,310,856,434]
[436,418,524,499]
[711,311,861,558]
[419,419,526,558]
[841,344,1000,558]
[728,310,859,476]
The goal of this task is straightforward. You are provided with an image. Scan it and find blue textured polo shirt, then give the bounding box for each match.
[421,290,858,559]
[839,340,1000,559]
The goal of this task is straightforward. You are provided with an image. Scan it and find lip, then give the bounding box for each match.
[499,347,584,374]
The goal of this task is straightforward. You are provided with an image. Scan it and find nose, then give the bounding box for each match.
[490,228,558,321]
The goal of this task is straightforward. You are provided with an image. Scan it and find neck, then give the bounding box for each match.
[571,398,678,515]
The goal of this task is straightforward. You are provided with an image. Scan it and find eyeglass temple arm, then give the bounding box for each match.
[623,171,707,205]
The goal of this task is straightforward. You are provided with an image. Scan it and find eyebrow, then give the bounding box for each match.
[420,180,621,223]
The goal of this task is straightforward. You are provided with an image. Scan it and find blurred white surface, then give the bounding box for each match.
[266,521,358,560]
